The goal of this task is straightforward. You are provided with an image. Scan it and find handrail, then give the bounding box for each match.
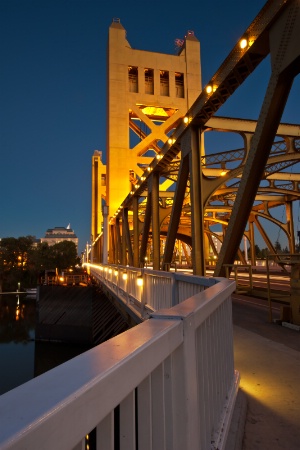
[0,272,237,450]
[87,263,220,320]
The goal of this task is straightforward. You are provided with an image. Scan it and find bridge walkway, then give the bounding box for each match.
[227,294,300,450]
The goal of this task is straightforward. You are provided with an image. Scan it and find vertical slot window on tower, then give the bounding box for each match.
[128,66,138,93]
[145,68,154,94]
[175,72,184,98]
[160,70,169,96]
[101,174,106,186]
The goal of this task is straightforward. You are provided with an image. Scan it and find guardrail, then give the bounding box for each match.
[223,264,254,295]
[88,263,221,320]
[0,268,237,450]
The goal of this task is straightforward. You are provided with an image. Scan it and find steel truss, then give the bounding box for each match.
[108,0,300,275]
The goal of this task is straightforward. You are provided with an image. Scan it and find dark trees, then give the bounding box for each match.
[0,237,79,290]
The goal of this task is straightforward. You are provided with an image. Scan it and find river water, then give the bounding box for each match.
[0,293,90,396]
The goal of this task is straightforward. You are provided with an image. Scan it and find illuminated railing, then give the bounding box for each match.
[0,271,237,450]
[88,263,220,320]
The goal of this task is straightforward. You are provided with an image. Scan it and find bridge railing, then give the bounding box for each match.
[0,269,238,450]
[89,263,220,319]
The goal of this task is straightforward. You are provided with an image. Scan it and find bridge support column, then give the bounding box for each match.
[123,207,133,266]
[133,196,140,267]
[140,191,152,267]
[286,200,295,253]
[152,172,160,270]
[249,219,256,266]
[115,218,122,264]
[121,219,127,265]
[102,205,109,264]
[189,126,205,276]
[97,236,102,264]
[109,224,115,264]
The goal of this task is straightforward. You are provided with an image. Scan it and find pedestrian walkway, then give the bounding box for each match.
[228,296,300,450]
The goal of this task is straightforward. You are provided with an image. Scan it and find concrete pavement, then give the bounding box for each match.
[227,296,300,450]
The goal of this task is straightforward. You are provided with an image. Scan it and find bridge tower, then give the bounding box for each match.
[91,2,300,275]
[103,18,201,262]
[91,150,106,262]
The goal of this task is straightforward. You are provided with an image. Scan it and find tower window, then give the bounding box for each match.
[175,72,184,98]
[145,68,154,94]
[128,66,138,93]
[160,70,169,96]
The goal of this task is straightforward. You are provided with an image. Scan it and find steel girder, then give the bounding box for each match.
[109,0,300,274]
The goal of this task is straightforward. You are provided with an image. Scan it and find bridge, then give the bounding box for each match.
[1,1,300,449]
[0,267,237,450]
[89,0,300,280]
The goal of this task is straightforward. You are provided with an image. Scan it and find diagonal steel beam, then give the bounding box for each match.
[162,154,190,269]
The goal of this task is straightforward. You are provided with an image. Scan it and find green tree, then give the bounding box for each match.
[0,237,80,290]
[0,236,35,290]
[0,236,34,269]
[28,242,52,271]
[49,241,79,270]
[29,241,79,277]
[275,240,282,253]
[260,247,269,259]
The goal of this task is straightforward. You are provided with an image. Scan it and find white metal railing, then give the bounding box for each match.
[0,268,238,450]
[88,263,220,320]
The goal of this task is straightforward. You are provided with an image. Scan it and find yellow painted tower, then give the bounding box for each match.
[91,150,106,241]
[91,19,202,262]
[106,18,202,219]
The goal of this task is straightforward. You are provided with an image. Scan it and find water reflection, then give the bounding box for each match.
[0,294,90,395]
[0,294,36,394]
[0,294,35,343]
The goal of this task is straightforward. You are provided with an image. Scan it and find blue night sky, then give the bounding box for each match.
[1,0,299,253]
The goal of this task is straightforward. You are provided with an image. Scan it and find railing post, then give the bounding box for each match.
[140,271,147,319]
[249,264,253,291]
[150,311,201,450]
[120,392,136,448]
[96,413,114,450]
[171,274,178,306]
[72,439,85,450]
[181,315,201,450]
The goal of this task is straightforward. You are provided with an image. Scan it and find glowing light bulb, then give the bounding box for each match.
[240,38,248,49]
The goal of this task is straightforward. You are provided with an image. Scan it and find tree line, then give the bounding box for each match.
[0,236,80,291]
[245,240,292,260]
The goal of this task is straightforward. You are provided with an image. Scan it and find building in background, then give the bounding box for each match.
[41,225,78,250]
